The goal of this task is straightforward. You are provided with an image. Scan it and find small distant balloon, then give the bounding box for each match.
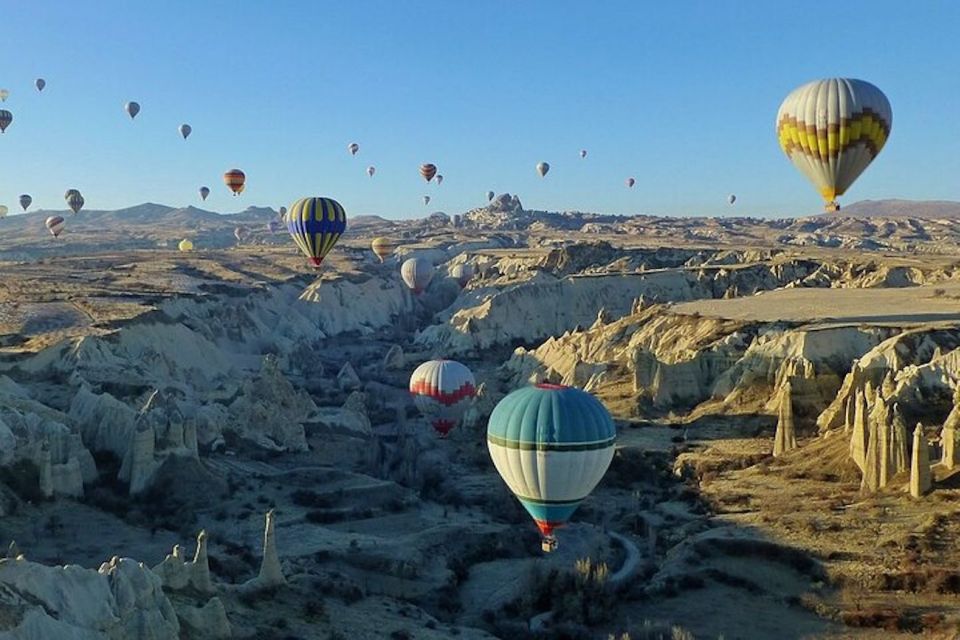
[367,166,376,177]
[19,195,32,211]
[728,194,736,205]
[125,101,140,119]
[371,237,396,263]
[67,192,84,214]
[0,110,12,133]
[419,163,437,182]
[0,89,8,102]
[35,79,45,92]
[401,257,434,295]
[626,177,636,188]
[436,174,444,185]
[199,186,210,201]
[178,239,194,252]
[223,169,245,196]
[423,195,431,206]
[279,206,287,218]
[179,124,192,139]
[486,190,495,202]
[348,142,359,155]
[536,161,550,177]
[0,206,7,219]
[45,216,65,237]
[64,189,80,201]
[579,149,587,158]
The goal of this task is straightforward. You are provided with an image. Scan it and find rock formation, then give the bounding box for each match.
[849,387,870,472]
[939,387,960,470]
[227,355,312,451]
[910,423,932,498]
[337,361,362,391]
[255,510,285,588]
[383,344,405,370]
[153,530,214,594]
[772,381,797,457]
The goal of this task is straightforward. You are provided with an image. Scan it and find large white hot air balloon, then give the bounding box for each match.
[401,257,434,295]
[409,359,477,437]
[776,78,892,211]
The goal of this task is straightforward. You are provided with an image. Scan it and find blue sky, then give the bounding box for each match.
[1,1,958,218]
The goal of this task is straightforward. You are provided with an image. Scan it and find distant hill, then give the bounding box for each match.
[829,199,960,218]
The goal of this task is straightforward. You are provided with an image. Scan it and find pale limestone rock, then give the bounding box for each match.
[337,362,362,391]
[153,530,213,594]
[888,403,910,479]
[118,422,156,496]
[939,386,960,469]
[862,400,886,492]
[68,386,137,458]
[849,387,869,472]
[227,356,312,451]
[910,423,932,498]
[256,510,285,588]
[772,381,797,457]
[383,344,405,370]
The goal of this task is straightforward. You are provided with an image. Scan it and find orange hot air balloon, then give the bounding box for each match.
[223,169,246,196]
[419,163,437,182]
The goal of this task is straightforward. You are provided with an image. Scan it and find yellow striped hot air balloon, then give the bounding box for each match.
[286,197,347,266]
[178,239,194,252]
[776,78,892,212]
[223,169,246,196]
[371,237,396,263]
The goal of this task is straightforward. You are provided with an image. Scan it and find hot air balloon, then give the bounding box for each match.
[348,142,359,156]
[486,191,495,202]
[367,166,376,177]
[35,79,45,92]
[423,195,431,206]
[436,175,444,185]
[199,186,210,201]
[178,239,194,252]
[371,237,396,263]
[579,149,587,158]
[64,189,80,201]
[223,169,245,196]
[0,110,12,133]
[727,194,736,206]
[279,206,287,218]
[487,384,616,552]
[419,163,437,182]
[286,197,347,266]
[451,263,474,288]
[0,206,7,219]
[0,90,8,102]
[179,124,192,139]
[45,216,64,237]
[19,195,31,211]
[125,101,140,119]
[776,78,892,212]
[401,257,434,295]
[67,192,84,214]
[626,177,636,188]
[409,360,477,437]
[536,162,550,177]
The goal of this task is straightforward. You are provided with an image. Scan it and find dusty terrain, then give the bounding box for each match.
[0,198,959,639]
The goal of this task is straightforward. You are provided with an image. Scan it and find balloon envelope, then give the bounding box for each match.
[401,257,434,295]
[179,124,192,139]
[419,163,437,182]
[0,206,7,219]
[423,195,431,206]
[367,166,376,177]
[371,237,396,262]
[178,239,194,252]
[19,195,31,211]
[0,89,8,102]
[487,384,616,549]
[286,197,347,266]
[45,216,65,237]
[348,142,359,155]
[409,359,476,437]
[728,194,736,205]
[0,110,12,133]
[67,192,84,214]
[536,162,550,177]
[436,175,443,185]
[199,187,210,201]
[580,149,587,158]
[486,190,495,202]
[626,177,635,188]
[776,78,891,210]
[35,79,45,92]
[64,189,80,201]
[125,101,140,119]
[223,169,245,195]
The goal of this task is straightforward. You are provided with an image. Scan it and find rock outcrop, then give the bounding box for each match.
[226,355,312,451]
[153,530,213,594]
[772,381,797,457]
[910,424,932,498]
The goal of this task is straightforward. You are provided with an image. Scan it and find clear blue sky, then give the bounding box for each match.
[1,1,958,219]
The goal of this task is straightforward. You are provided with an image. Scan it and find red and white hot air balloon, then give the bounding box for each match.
[419,163,437,182]
[409,359,477,437]
[45,216,65,238]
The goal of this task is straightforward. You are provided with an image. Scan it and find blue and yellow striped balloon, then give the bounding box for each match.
[286,197,347,266]
[487,383,616,551]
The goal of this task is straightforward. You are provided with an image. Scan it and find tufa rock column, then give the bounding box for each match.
[910,423,932,498]
[773,381,797,457]
[257,510,285,587]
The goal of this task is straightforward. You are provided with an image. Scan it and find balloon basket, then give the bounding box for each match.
[824,201,840,212]
[541,536,558,553]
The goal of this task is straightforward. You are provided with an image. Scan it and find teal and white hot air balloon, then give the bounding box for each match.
[487,384,616,552]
